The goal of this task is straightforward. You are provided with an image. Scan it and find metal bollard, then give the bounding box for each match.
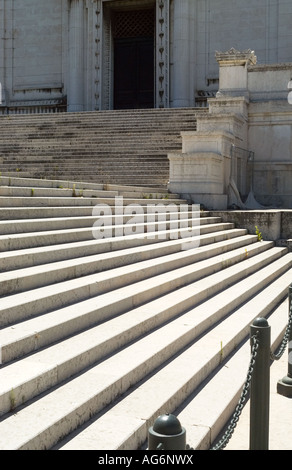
[148,413,186,450]
[277,284,292,398]
[249,317,271,450]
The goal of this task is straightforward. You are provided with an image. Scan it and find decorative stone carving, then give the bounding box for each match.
[94,0,102,110]
[215,48,257,67]
[156,0,169,108]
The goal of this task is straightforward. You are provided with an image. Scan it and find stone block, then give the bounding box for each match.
[181,130,234,156]
[168,150,230,209]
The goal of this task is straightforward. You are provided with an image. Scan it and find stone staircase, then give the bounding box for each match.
[0,176,291,450]
[0,108,205,187]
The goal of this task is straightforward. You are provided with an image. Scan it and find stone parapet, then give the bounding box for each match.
[209,210,292,244]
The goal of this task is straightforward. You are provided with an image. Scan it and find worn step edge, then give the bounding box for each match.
[0,206,192,221]
[0,206,111,220]
[0,186,180,200]
[0,176,170,194]
[0,186,117,198]
[0,196,186,208]
[0,176,173,195]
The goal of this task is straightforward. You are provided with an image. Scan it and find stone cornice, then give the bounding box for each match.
[248,62,292,72]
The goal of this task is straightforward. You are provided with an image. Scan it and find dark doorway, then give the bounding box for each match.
[113,8,155,109]
[114,37,154,109]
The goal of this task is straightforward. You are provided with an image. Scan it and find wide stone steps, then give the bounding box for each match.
[0,227,247,276]
[0,177,291,450]
[0,107,202,124]
[0,237,270,361]
[56,283,289,451]
[0,185,181,199]
[0,211,215,235]
[0,108,202,186]
[0,259,291,450]
[0,222,240,294]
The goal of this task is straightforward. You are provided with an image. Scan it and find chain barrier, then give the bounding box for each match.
[148,292,292,451]
[210,332,259,450]
[211,295,292,450]
[270,300,292,361]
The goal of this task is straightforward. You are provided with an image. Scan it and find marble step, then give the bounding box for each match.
[0,204,190,220]
[0,176,170,194]
[0,185,179,200]
[0,195,186,208]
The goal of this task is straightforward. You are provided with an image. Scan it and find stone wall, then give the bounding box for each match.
[194,0,292,105]
[248,64,292,208]
[0,0,66,113]
[209,210,292,247]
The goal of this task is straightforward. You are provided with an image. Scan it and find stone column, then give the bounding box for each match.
[0,0,13,111]
[68,0,85,112]
[171,0,196,108]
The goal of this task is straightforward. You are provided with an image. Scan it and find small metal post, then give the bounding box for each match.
[249,317,271,450]
[148,414,186,450]
[277,284,292,397]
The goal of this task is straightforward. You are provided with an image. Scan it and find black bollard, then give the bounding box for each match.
[249,317,271,450]
[277,284,292,398]
[148,414,186,450]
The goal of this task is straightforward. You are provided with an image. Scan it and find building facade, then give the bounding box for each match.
[1,0,292,114]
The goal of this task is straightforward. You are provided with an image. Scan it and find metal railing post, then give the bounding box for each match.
[249,317,271,450]
[277,284,292,397]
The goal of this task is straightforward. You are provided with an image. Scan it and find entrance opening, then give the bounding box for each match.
[113,8,155,109]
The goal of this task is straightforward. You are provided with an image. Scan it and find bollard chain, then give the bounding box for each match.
[210,332,259,450]
[270,300,292,361]
[211,291,292,450]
